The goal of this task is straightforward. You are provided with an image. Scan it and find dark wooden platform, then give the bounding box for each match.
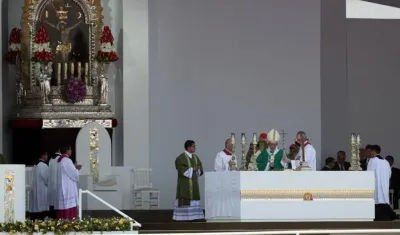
[83,210,400,234]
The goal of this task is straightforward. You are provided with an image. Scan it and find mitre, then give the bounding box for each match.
[267,129,280,144]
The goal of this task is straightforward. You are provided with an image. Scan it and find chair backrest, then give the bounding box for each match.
[131,168,152,189]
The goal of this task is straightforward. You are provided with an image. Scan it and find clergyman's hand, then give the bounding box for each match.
[193,166,199,171]
[269,162,274,167]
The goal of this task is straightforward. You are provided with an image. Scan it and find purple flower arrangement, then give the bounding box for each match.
[65,77,87,103]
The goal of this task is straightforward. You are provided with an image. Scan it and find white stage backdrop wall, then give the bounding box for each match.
[149,0,322,209]
[347,19,400,164]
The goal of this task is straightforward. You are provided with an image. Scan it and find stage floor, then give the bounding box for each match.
[83,210,400,234]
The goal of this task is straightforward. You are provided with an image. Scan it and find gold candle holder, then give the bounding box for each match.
[229,133,237,171]
[57,63,61,85]
[64,63,68,81]
[84,62,89,85]
[77,62,82,79]
[240,133,247,170]
[70,62,75,77]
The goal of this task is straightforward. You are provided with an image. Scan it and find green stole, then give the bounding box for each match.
[175,152,203,206]
[256,148,284,171]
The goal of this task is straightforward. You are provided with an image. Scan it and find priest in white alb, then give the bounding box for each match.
[291,131,316,171]
[29,151,49,220]
[56,146,81,220]
[368,145,396,220]
[47,149,61,219]
[214,138,236,171]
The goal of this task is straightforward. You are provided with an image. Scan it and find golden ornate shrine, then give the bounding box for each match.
[13,0,115,129]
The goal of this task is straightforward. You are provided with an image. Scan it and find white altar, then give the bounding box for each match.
[205,171,375,222]
[0,165,25,222]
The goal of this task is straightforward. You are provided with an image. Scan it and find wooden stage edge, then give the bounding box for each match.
[82,210,400,233]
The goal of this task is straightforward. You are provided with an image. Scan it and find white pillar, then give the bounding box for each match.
[122,0,149,168]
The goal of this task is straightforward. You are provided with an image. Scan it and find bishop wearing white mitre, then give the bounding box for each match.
[214,138,236,171]
[29,151,49,221]
[291,131,316,171]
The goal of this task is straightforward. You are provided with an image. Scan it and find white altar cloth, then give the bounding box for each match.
[205,171,374,222]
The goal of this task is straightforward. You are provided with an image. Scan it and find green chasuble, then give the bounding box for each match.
[175,152,203,206]
[256,148,285,171]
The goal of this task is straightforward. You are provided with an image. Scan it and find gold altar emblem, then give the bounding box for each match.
[303,192,313,201]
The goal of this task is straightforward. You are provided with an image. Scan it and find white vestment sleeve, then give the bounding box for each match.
[39,163,49,186]
[214,153,224,171]
[305,147,317,171]
[63,159,79,182]
[183,167,193,178]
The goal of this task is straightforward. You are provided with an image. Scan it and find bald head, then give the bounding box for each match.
[225,138,233,151]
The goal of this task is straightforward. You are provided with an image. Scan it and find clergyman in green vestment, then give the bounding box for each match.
[172,140,205,221]
[256,129,290,171]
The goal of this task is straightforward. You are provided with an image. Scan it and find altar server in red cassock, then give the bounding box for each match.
[29,151,49,220]
[56,146,81,220]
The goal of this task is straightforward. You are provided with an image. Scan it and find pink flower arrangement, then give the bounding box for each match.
[65,78,87,103]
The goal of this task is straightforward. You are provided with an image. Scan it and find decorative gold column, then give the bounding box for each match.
[89,127,100,183]
[4,170,15,223]
[84,62,89,85]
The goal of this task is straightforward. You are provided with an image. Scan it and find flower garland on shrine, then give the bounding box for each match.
[89,127,100,184]
[96,26,119,63]
[65,77,87,104]
[4,28,21,64]
[32,27,53,63]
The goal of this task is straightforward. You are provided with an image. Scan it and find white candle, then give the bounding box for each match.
[241,133,246,145]
[231,133,235,144]
[57,63,61,85]
[351,134,355,145]
[77,62,81,79]
[356,134,361,146]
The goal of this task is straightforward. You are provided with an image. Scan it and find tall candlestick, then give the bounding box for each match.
[84,62,89,85]
[57,63,61,85]
[64,63,68,81]
[240,133,247,171]
[70,62,75,77]
[77,62,82,79]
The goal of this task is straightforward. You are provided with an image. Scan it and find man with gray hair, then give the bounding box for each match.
[292,131,316,171]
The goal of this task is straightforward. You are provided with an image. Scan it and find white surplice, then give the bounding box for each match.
[29,160,49,213]
[47,153,60,207]
[214,150,234,171]
[368,156,391,204]
[292,142,317,171]
[173,151,204,221]
[56,156,79,210]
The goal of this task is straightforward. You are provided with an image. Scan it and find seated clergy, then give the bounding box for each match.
[256,129,289,171]
[29,151,49,221]
[321,157,336,171]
